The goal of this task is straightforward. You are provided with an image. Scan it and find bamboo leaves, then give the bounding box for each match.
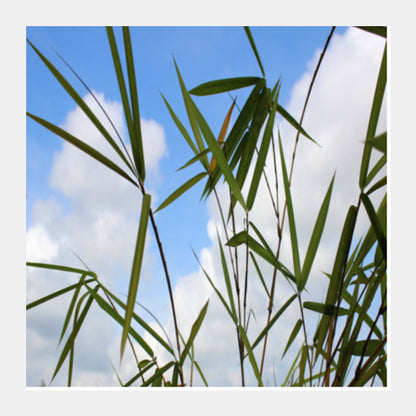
[189,77,261,96]
[120,193,151,360]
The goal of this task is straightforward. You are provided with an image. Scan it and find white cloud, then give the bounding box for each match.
[26,224,58,262]
[26,91,168,386]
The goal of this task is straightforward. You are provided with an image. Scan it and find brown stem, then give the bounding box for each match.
[259,26,336,379]
[138,180,184,385]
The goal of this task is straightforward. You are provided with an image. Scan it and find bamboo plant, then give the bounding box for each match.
[26,26,387,387]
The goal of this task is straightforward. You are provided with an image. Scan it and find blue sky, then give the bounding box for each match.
[26,26,387,387]
[26,26,346,279]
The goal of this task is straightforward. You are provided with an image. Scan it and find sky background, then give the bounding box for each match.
[25,25,388,387]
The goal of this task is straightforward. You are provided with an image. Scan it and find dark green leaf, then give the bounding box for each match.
[141,361,175,387]
[85,286,154,358]
[345,339,385,357]
[282,319,302,358]
[368,132,387,154]
[244,27,265,77]
[191,97,247,210]
[51,287,98,382]
[59,274,92,343]
[246,88,278,210]
[26,279,93,310]
[179,300,209,367]
[121,194,151,360]
[356,26,387,38]
[177,148,211,171]
[299,174,335,291]
[189,76,261,96]
[122,26,146,180]
[276,103,318,145]
[359,43,387,188]
[217,233,238,322]
[279,132,301,282]
[26,261,96,278]
[27,39,134,173]
[251,294,297,351]
[366,176,387,195]
[303,301,349,316]
[361,193,386,260]
[155,172,207,213]
[27,113,139,189]
[174,59,208,164]
[237,325,263,386]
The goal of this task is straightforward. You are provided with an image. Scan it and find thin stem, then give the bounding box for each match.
[243,211,250,329]
[259,27,336,378]
[139,180,184,385]
[296,290,314,386]
[212,185,245,386]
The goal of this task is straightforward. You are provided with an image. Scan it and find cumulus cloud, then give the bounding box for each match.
[26,91,168,386]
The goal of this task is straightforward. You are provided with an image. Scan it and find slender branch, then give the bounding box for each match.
[296,290,313,386]
[259,26,336,378]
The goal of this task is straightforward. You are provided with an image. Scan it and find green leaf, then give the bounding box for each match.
[201,79,265,199]
[246,87,278,210]
[299,174,335,291]
[368,132,387,154]
[303,301,349,316]
[313,205,357,356]
[174,59,208,165]
[141,361,175,387]
[234,87,270,197]
[189,76,261,96]
[124,360,156,387]
[249,252,270,299]
[193,249,235,322]
[177,148,211,171]
[106,27,137,174]
[364,154,386,188]
[227,231,296,284]
[244,27,265,77]
[345,339,385,357]
[282,319,302,358]
[26,278,93,310]
[356,26,387,38]
[122,26,146,180]
[27,39,134,173]
[359,43,387,189]
[366,175,387,195]
[191,97,247,210]
[179,300,209,367]
[350,355,386,387]
[154,172,208,213]
[251,294,297,351]
[276,103,318,145]
[85,286,154,358]
[121,193,151,360]
[59,274,90,343]
[278,132,301,282]
[26,261,97,277]
[160,92,200,158]
[26,113,139,189]
[361,193,386,260]
[217,233,238,323]
[102,287,174,356]
[237,325,263,386]
[51,287,98,382]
